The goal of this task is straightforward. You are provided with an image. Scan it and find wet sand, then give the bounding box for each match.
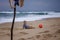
[0,18,60,40]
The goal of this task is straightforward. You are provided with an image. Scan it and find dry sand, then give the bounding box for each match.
[0,18,60,40]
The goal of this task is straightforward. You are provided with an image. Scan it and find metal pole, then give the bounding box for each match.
[11,4,16,40]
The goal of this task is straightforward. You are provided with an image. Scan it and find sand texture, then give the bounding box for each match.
[0,18,60,40]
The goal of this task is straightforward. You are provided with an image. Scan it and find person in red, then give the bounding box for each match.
[39,24,43,28]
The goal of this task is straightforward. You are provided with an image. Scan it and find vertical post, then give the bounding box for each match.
[11,4,16,40]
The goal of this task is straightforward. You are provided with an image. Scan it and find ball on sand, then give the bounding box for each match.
[39,24,43,28]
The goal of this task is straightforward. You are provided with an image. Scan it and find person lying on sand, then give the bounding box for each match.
[23,21,34,29]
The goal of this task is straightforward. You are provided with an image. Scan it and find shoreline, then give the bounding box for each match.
[0,17,60,28]
[0,17,60,24]
[0,17,60,40]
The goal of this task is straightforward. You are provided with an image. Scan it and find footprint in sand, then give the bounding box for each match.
[15,32,28,36]
[35,35,47,40]
[42,38,47,40]
[19,32,28,36]
[35,35,41,39]
[5,33,11,36]
[44,30,50,33]
[18,38,26,40]
[57,38,60,40]
[55,29,60,34]
[54,35,57,37]
[0,32,8,36]
[38,30,50,34]
[27,35,41,40]
[27,37,35,40]
[43,34,53,38]
[20,32,28,34]
[0,32,5,35]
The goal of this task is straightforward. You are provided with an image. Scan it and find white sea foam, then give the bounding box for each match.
[0,12,60,24]
[0,11,20,14]
[0,14,60,24]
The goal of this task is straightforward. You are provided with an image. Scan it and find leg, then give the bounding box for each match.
[9,0,15,8]
[19,0,24,7]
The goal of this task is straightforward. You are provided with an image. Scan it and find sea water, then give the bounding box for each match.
[0,11,60,24]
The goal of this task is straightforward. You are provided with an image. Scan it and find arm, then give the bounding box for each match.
[9,0,11,7]
[9,0,15,8]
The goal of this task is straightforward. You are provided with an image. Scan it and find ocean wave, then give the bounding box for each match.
[0,11,20,14]
[0,12,48,18]
[0,15,60,24]
[0,11,48,13]
[0,11,60,24]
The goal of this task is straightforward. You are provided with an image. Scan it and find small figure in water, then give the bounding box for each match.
[23,21,34,29]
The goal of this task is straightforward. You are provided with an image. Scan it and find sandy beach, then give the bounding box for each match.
[0,18,60,40]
